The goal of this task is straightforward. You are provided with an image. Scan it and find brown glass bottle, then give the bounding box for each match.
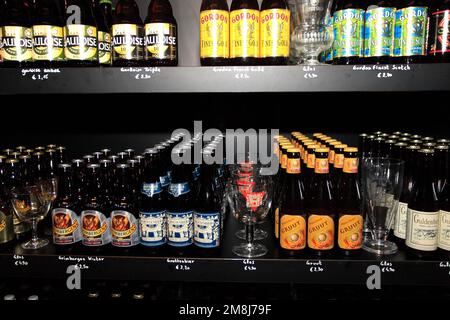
[406,149,440,259]
[435,145,449,196]
[307,148,336,256]
[438,159,450,255]
[93,0,112,66]
[230,0,260,65]
[200,0,230,66]
[279,148,306,255]
[99,0,113,29]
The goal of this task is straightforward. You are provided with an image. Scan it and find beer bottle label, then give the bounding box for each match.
[168,182,190,197]
[52,208,82,245]
[144,23,177,60]
[139,210,167,247]
[438,210,450,251]
[307,153,315,169]
[32,25,64,61]
[396,7,428,57]
[230,9,260,58]
[1,26,33,62]
[194,211,220,248]
[141,182,163,197]
[167,211,193,247]
[64,24,98,61]
[200,9,230,59]
[260,9,290,58]
[328,150,335,164]
[393,9,403,56]
[286,158,300,174]
[308,214,334,250]
[343,157,358,173]
[81,210,111,246]
[281,153,288,169]
[333,9,364,58]
[314,158,329,174]
[364,7,395,57]
[334,153,344,169]
[280,214,306,250]
[275,207,279,238]
[98,30,112,65]
[324,16,334,62]
[429,10,450,55]
[112,24,143,61]
[394,201,408,239]
[405,209,439,251]
[0,211,14,244]
[338,214,363,250]
[111,210,139,247]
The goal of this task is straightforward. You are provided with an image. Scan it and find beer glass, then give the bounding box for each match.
[361,158,404,255]
[291,0,334,65]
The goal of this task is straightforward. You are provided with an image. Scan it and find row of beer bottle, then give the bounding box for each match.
[0,0,178,67]
[323,0,450,64]
[274,132,363,256]
[200,0,290,66]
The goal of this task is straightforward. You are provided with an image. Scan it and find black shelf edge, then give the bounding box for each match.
[0,64,449,95]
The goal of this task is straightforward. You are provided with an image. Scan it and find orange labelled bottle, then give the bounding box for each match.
[230,0,260,65]
[200,0,230,66]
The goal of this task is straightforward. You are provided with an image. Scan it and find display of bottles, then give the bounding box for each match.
[64,0,99,66]
[428,0,450,62]
[112,0,143,66]
[0,171,14,245]
[144,0,178,66]
[93,0,112,65]
[200,0,230,66]
[230,0,260,65]
[99,0,113,29]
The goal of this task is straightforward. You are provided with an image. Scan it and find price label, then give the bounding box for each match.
[13,255,29,267]
[21,68,61,81]
[439,261,450,276]
[167,258,195,272]
[380,261,396,273]
[377,72,393,79]
[74,264,89,270]
[235,73,250,79]
[243,259,256,271]
[306,260,324,273]
[175,264,191,271]
[120,67,161,80]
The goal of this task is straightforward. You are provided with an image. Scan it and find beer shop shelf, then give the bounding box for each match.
[1,64,449,95]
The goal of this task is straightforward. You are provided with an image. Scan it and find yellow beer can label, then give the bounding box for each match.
[230,9,260,58]
[64,24,98,61]
[2,26,33,62]
[32,25,64,61]
[200,10,230,59]
[260,9,290,58]
[144,23,177,60]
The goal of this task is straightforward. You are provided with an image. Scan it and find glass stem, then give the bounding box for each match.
[30,219,39,244]
[245,223,254,246]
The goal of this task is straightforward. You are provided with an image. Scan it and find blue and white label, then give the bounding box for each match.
[141,182,163,197]
[139,210,166,246]
[194,212,220,248]
[160,175,170,187]
[168,182,190,198]
[167,211,193,247]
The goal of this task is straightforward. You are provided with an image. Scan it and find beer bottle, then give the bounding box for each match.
[99,159,114,210]
[439,162,450,255]
[72,159,86,203]
[279,148,306,255]
[393,0,429,63]
[112,0,143,66]
[274,142,293,238]
[230,0,260,65]
[32,0,65,66]
[200,0,230,66]
[19,155,35,186]
[155,146,170,189]
[110,164,140,249]
[52,164,82,248]
[363,0,396,64]
[93,0,112,65]
[406,149,439,258]
[307,148,335,255]
[167,149,194,248]
[99,0,113,29]
[194,161,221,250]
[81,164,111,249]
[435,145,449,196]
[64,0,99,66]
[336,148,363,255]
[260,0,290,65]
[0,161,14,245]
[144,0,178,66]
[1,0,33,67]
[428,0,450,62]
[126,159,140,199]
[333,0,365,64]
[140,149,167,247]
[332,144,347,187]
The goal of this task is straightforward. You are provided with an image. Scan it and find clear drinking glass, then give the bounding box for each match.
[361,158,404,255]
[291,0,334,65]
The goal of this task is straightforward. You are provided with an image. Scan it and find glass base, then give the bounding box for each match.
[232,243,268,258]
[235,228,267,241]
[21,238,49,250]
[299,59,327,66]
[363,239,398,255]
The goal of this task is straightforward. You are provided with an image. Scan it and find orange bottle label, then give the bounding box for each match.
[338,215,363,250]
[329,150,335,163]
[280,214,306,250]
[230,9,260,58]
[308,214,334,250]
[287,158,300,174]
[314,158,329,174]
[307,153,315,168]
[343,158,358,173]
[260,9,290,58]
[275,207,279,239]
[281,154,287,169]
[334,154,344,168]
[200,10,230,58]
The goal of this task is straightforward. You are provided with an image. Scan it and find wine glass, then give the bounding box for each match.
[361,158,404,255]
[230,165,273,258]
[10,184,53,249]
